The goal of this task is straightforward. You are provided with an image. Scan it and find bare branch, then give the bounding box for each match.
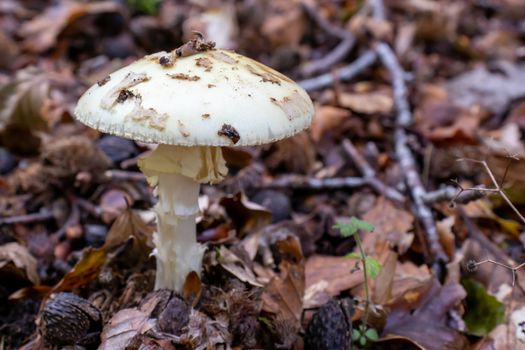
[299,49,377,92]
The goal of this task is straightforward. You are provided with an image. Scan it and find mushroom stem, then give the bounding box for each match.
[154,172,203,291]
[138,144,227,291]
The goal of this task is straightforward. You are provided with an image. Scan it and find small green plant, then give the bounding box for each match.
[334,217,381,348]
[126,0,161,15]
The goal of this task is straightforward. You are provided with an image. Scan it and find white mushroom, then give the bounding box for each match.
[74,45,314,291]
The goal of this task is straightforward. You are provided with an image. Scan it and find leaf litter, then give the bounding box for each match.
[1,0,525,348]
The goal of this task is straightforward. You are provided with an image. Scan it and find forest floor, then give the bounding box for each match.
[1,0,525,349]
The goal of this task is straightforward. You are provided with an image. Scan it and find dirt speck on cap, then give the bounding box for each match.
[101,72,150,110]
[208,84,216,88]
[129,105,168,130]
[174,32,216,58]
[201,113,210,119]
[195,57,213,71]
[246,64,281,85]
[270,91,310,121]
[210,51,238,65]
[159,55,173,67]
[97,75,111,86]
[178,120,190,137]
[217,124,240,144]
[168,73,200,81]
[116,89,135,103]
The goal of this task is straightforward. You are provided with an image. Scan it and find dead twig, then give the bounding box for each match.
[421,185,486,206]
[0,209,54,225]
[299,49,377,92]
[457,158,525,225]
[266,175,369,190]
[375,41,448,266]
[342,139,405,203]
[300,2,357,76]
[104,169,146,182]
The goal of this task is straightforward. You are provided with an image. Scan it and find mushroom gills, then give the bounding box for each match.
[138,145,227,291]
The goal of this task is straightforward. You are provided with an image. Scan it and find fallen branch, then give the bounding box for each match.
[0,209,54,225]
[266,174,368,190]
[104,169,145,182]
[299,49,377,92]
[342,139,405,203]
[422,185,486,206]
[375,41,448,266]
[300,1,357,76]
[457,158,525,224]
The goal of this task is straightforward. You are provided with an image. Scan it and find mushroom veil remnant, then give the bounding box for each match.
[74,39,314,291]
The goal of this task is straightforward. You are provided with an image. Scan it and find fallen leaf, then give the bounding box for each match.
[217,246,263,287]
[261,0,306,48]
[362,197,414,255]
[262,235,305,348]
[182,271,202,307]
[0,242,40,285]
[99,308,155,350]
[264,131,316,174]
[99,189,134,224]
[310,105,351,142]
[0,67,52,132]
[304,255,364,308]
[446,62,525,115]
[338,91,393,115]
[220,192,272,237]
[53,247,106,293]
[103,207,154,255]
[19,1,123,53]
[462,278,505,336]
[383,279,468,350]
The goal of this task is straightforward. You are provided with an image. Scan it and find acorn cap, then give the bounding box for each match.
[74,49,314,146]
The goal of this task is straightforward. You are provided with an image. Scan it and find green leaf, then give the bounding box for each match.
[365,257,382,278]
[462,278,505,336]
[359,336,367,346]
[334,217,374,238]
[345,252,361,260]
[364,328,379,341]
[351,329,361,341]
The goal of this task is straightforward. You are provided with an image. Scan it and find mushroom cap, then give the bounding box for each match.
[74,49,314,146]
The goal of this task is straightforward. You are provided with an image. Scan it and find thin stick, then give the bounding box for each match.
[266,175,369,190]
[0,210,54,225]
[376,41,448,265]
[421,185,486,205]
[457,158,525,225]
[299,49,377,92]
[342,139,405,203]
[104,169,146,182]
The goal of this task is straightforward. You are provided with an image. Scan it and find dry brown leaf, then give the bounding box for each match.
[389,261,433,307]
[53,247,106,293]
[383,279,468,350]
[99,308,155,350]
[182,271,202,307]
[262,235,304,347]
[310,105,351,142]
[261,0,305,48]
[99,189,134,224]
[19,1,123,53]
[103,207,154,255]
[436,216,456,259]
[362,197,414,255]
[338,91,393,115]
[264,131,316,174]
[304,255,363,308]
[217,246,263,287]
[219,192,272,237]
[0,242,40,285]
[0,67,52,132]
